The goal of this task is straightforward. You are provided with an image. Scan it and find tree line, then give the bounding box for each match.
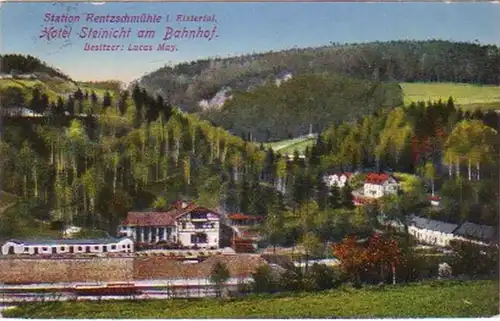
[0,54,73,81]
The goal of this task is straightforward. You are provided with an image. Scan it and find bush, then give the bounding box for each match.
[307,263,340,291]
[251,265,279,293]
[449,240,498,277]
[278,267,303,292]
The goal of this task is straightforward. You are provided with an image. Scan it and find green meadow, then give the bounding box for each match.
[4,280,497,318]
[401,82,500,110]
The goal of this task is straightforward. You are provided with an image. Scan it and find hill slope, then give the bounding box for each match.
[202,73,402,141]
[136,40,500,114]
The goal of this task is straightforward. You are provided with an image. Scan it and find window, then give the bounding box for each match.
[191,212,208,220]
[182,222,186,229]
[191,233,208,244]
[94,246,100,250]
[111,245,116,250]
[78,246,83,251]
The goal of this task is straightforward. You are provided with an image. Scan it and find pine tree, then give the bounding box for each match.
[102,91,112,109]
[340,183,354,209]
[315,175,329,210]
[90,91,98,108]
[40,93,49,114]
[74,88,84,101]
[29,87,41,112]
[118,90,129,115]
[328,183,341,208]
[55,96,65,116]
[66,96,75,115]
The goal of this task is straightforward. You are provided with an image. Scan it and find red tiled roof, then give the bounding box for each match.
[229,213,263,221]
[121,212,176,227]
[365,173,390,185]
[122,202,220,227]
[428,195,441,201]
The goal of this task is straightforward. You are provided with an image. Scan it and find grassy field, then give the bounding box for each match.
[264,136,316,154]
[0,78,118,105]
[401,82,500,110]
[4,280,498,318]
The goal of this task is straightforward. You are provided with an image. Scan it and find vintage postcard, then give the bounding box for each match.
[0,1,498,319]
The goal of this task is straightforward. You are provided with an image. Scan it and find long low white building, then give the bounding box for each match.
[378,214,497,248]
[1,237,134,256]
[407,216,459,247]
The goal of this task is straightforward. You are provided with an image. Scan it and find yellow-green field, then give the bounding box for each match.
[0,78,118,104]
[4,280,498,318]
[264,136,316,154]
[401,82,500,110]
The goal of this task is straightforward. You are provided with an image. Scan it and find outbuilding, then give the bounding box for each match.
[1,237,134,256]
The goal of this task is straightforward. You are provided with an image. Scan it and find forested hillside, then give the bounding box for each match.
[137,40,500,113]
[0,54,73,81]
[203,73,402,141]
[1,45,499,244]
[0,83,284,239]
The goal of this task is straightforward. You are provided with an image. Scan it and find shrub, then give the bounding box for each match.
[210,261,230,298]
[278,267,303,292]
[307,263,340,291]
[449,240,498,277]
[251,265,279,293]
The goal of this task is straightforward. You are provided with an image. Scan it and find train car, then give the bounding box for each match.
[73,282,140,296]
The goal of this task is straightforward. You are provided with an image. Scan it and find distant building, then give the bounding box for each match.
[323,172,353,188]
[1,237,134,256]
[407,215,458,247]
[0,73,13,79]
[63,226,82,238]
[428,195,441,207]
[119,200,223,249]
[228,213,263,253]
[228,213,263,227]
[363,173,399,198]
[453,221,497,246]
[1,107,43,118]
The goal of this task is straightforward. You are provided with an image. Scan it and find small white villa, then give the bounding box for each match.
[323,172,353,188]
[1,237,134,256]
[363,173,399,199]
[407,215,459,247]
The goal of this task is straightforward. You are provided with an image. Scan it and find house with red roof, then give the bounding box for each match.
[228,213,264,226]
[363,173,399,199]
[323,172,353,188]
[118,200,222,249]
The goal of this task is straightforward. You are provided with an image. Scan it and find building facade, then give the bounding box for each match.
[118,200,221,249]
[363,173,399,198]
[1,237,134,256]
[323,172,353,188]
[407,216,458,247]
[453,221,497,246]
